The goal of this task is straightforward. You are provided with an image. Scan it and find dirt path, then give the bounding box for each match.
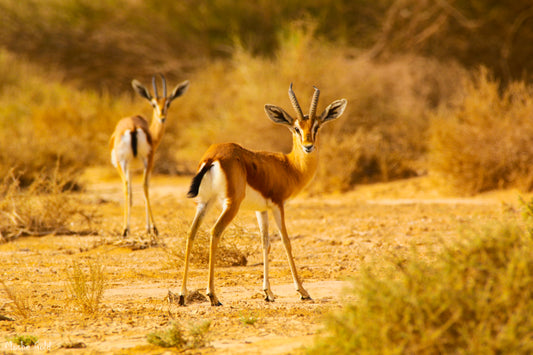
[0,174,521,354]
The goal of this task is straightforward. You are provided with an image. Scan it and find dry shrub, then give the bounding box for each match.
[165,222,251,269]
[430,68,533,194]
[310,208,533,354]
[0,168,96,241]
[176,22,465,192]
[0,48,139,186]
[65,260,108,315]
[1,281,32,319]
[147,320,211,350]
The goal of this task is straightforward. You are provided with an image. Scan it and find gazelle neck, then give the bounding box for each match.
[149,113,166,150]
[287,134,319,185]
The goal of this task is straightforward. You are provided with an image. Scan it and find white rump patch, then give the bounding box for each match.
[197,161,227,203]
[111,129,151,168]
[195,161,272,211]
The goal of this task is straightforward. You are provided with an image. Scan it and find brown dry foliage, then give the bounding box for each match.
[430,68,533,194]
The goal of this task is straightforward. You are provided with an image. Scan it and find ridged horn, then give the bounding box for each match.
[161,74,167,98]
[152,75,159,99]
[309,86,320,118]
[288,83,304,120]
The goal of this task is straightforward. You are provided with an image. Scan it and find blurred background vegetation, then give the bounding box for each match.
[1,0,533,194]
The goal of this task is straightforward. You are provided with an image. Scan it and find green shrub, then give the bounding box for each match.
[6,334,39,347]
[309,210,533,354]
[430,68,533,194]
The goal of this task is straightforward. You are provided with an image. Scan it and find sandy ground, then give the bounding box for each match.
[0,172,524,354]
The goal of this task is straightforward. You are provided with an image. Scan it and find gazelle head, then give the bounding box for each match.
[264,83,347,154]
[132,74,190,123]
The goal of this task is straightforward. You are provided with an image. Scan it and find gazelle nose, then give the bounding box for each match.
[303,144,314,153]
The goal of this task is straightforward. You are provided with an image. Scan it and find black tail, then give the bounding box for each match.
[131,130,138,157]
[187,162,212,198]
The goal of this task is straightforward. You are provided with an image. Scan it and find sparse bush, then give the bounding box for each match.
[309,204,533,354]
[147,320,211,350]
[176,23,465,192]
[1,281,32,319]
[165,222,250,268]
[430,68,533,194]
[0,169,96,241]
[65,260,108,315]
[0,49,138,186]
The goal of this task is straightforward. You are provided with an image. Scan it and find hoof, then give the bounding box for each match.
[122,228,129,237]
[264,290,275,302]
[208,294,222,307]
[300,294,312,301]
[152,226,159,236]
[178,295,186,306]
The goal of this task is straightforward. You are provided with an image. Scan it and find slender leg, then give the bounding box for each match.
[271,204,311,300]
[142,161,158,236]
[206,200,241,306]
[256,210,275,302]
[179,201,211,306]
[118,160,131,237]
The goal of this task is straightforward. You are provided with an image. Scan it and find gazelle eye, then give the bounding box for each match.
[294,127,301,135]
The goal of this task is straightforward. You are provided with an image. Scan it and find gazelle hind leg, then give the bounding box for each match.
[271,204,311,300]
[256,211,275,302]
[118,160,132,237]
[179,201,212,306]
[142,160,158,236]
[206,200,241,306]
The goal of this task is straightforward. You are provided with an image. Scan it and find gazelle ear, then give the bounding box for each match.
[170,80,190,102]
[319,99,347,124]
[264,105,294,126]
[131,80,152,101]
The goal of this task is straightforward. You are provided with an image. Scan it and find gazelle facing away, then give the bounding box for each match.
[179,84,347,306]
[110,75,189,237]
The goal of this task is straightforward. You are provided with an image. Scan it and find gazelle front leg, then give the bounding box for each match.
[271,204,311,300]
[256,210,275,302]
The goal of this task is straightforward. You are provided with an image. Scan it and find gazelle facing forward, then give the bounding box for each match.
[110,75,189,237]
[179,84,347,306]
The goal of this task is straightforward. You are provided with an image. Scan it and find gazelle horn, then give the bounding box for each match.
[309,86,320,119]
[152,75,159,99]
[161,74,167,98]
[288,83,304,120]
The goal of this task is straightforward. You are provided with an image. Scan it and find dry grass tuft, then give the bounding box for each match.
[1,281,32,319]
[147,320,211,350]
[0,168,97,241]
[165,221,251,269]
[65,259,108,315]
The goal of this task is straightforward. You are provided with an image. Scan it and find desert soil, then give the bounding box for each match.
[0,171,524,354]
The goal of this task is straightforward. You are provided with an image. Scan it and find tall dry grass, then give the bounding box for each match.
[0,167,97,241]
[2,15,533,195]
[173,22,466,191]
[310,200,533,354]
[430,68,533,194]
